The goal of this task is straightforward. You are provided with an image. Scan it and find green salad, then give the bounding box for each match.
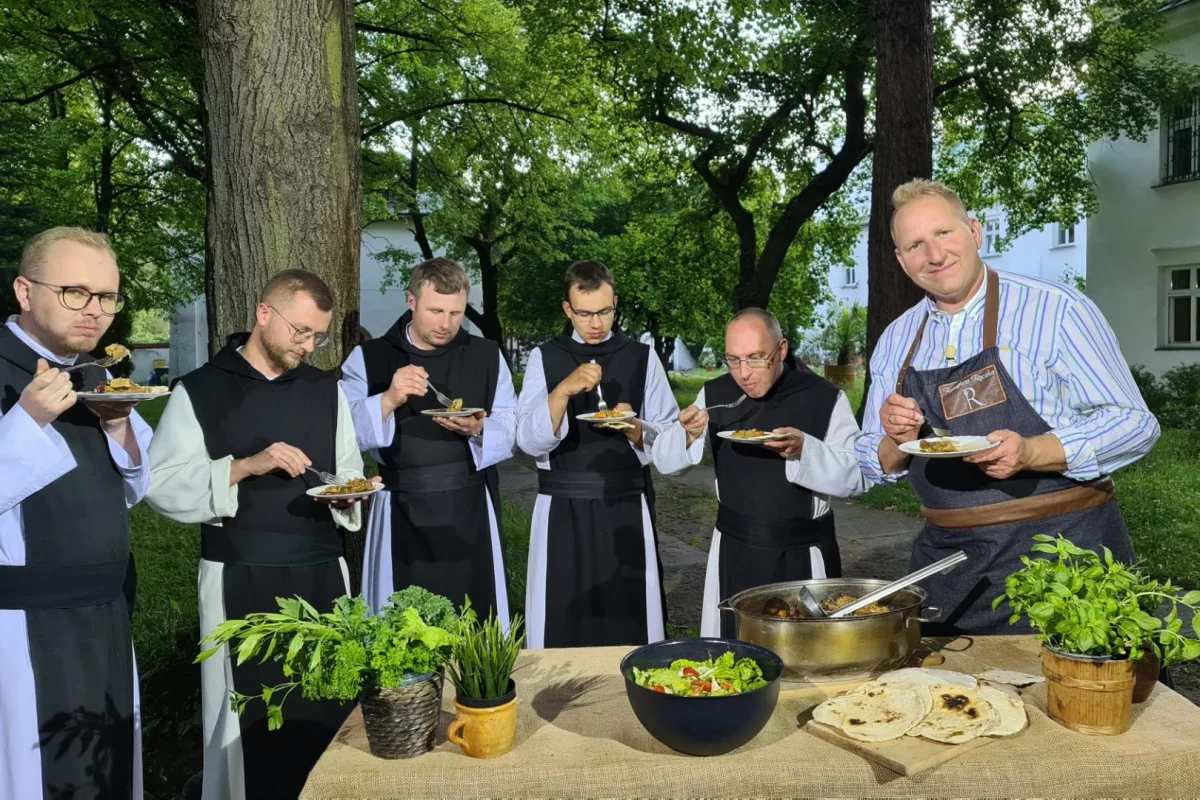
[632,651,767,697]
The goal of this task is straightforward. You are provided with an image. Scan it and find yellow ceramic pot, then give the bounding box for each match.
[447,683,517,759]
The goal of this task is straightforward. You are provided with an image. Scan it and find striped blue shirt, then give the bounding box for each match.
[854,268,1160,484]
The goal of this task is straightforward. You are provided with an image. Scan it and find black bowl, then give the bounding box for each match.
[619,638,783,756]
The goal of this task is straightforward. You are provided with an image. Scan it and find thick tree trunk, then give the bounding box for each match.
[652,332,675,374]
[860,0,932,419]
[197,0,364,590]
[197,0,361,370]
[462,235,510,363]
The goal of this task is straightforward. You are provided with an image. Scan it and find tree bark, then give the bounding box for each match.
[197,0,364,589]
[462,233,510,363]
[197,0,361,369]
[860,0,933,419]
[652,332,675,374]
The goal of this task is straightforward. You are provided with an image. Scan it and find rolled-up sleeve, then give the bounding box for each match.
[1048,294,1161,480]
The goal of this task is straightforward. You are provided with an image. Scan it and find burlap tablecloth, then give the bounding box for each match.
[301,636,1200,797]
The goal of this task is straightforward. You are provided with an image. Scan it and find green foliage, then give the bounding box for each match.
[995,535,1200,666]
[1129,364,1200,431]
[196,589,460,730]
[820,302,867,366]
[445,602,525,700]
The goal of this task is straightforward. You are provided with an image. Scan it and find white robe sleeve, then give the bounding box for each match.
[339,345,396,452]
[632,353,680,465]
[145,384,239,524]
[0,404,76,515]
[784,391,869,498]
[651,386,708,475]
[331,385,366,532]
[515,347,568,457]
[470,352,517,469]
[102,376,153,508]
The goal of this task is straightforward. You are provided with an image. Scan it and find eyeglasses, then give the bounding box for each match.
[569,305,615,320]
[724,341,781,371]
[268,305,330,348]
[26,279,126,316]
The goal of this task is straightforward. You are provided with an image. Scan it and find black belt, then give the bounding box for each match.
[201,524,344,567]
[380,461,486,494]
[537,468,647,499]
[716,504,835,551]
[0,558,127,610]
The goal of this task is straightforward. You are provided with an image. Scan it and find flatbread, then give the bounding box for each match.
[869,667,978,689]
[813,683,931,742]
[976,669,1045,687]
[907,684,998,744]
[977,684,1028,737]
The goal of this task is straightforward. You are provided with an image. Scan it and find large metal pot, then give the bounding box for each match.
[719,578,942,683]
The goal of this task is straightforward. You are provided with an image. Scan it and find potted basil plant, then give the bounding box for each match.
[197,585,460,759]
[995,534,1200,735]
[445,604,525,759]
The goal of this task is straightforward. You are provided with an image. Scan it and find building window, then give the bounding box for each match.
[1163,91,1200,185]
[1166,266,1200,346]
[1055,224,1076,247]
[982,216,1004,255]
[843,266,857,286]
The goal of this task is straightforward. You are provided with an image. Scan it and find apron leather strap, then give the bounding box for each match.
[895,315,930,395]
[920,477,1115,529]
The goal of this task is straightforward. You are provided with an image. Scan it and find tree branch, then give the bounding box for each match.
[363,98,570,138]
[354,22,440,45]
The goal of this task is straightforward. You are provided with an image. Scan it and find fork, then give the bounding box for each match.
[60,356,119,372]
[305,468,346,486]
[589,359,607,413]
[425,378,455,408]
[703,394,747,412]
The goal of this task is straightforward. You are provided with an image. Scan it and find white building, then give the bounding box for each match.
[1086,0,1200,375]
[170,217,482,376]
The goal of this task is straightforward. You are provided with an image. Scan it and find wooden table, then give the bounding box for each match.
[302,636,1200,798]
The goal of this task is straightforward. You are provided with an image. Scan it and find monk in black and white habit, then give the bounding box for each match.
[340,257,516,622]
[516,260,678,649]
[653,308,867,637]
[0,227,152,800]
[147,270,371,800]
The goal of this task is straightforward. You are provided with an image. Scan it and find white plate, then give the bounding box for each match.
[898,436,999,458]
[716,430,793,444]
[576,410,637,423]
[305,484,383,500]
[76,390,169,403]
[420,407,484,417]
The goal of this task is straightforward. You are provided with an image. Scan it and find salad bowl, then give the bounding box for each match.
[619,638,783,756]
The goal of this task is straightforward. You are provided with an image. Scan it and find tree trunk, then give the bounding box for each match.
[859,0,932,420]
[462,234,510,363]
[652,332,675,374]
[197,0,364,589]
[95,85,114,234]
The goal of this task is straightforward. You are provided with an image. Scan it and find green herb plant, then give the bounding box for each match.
[995,534,1200,666]
[196,586,459,730]
[445,602,525,701]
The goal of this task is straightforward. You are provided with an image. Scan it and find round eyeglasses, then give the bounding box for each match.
[27,279,126,316]
[268,305,331,348]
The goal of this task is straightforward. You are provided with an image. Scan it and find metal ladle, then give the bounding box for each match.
[827,551,968,618]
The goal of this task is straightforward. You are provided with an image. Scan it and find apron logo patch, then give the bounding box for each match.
[939,364,1008,420]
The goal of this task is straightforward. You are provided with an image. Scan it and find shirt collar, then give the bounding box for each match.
[571,329,613,344]
[5,316,79,365]
[925,267,989,321]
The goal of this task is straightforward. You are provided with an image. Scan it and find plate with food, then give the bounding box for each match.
[716,429,793,444]
[420,398,483,417]
[576,409,637,423]
[305,477,382,500]
[76,377,170,403]
[898,435,998,458]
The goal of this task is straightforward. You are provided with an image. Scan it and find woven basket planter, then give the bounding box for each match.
[360,672,444,759]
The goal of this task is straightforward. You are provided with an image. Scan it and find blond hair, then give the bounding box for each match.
[409,257,470,297]
[20,227,117,279]
[890,179,971,239]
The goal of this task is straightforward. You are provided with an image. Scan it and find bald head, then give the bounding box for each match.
[726,307,782,343]
[724,307,787,398]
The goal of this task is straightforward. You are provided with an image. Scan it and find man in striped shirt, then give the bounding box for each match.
[856,179,1159,635]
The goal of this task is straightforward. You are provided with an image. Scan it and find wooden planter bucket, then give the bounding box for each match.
[1041,646,1136,735]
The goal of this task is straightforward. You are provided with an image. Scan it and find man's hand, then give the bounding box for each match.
[230,442,311,485]
[316,476,383,508]
[85,400,135,427]
[381,365,429,417]
[18,358,76,428]
[964,429,1068,479]
[760,427,805,459]
[552,362,602,399]
[678,404,709,447]
[435,410,486,437]
[610,402,643,446]
[880,393,923,445]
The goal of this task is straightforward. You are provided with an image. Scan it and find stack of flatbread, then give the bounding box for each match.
[812,667,1029,745]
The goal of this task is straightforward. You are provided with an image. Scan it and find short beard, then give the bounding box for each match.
[263,337,302,372]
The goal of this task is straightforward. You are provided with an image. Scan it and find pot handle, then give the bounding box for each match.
[447,717,468,748]
[910,606,942,625]
[717,597,735,613]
